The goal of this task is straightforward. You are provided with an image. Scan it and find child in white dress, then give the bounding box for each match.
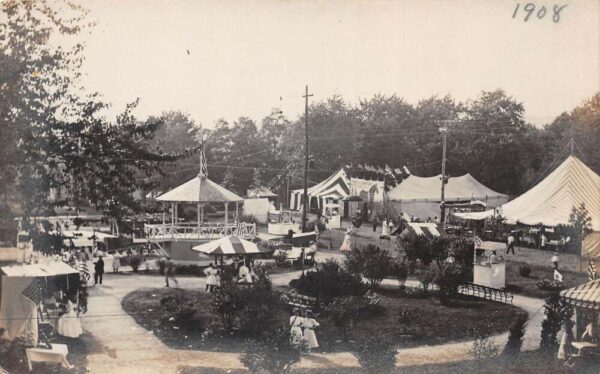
[302,310,320,352]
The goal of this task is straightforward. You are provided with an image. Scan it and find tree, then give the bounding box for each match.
[221,166,237,192]
[397,232,434,267]
[345,244,392,288]
[540,293,573,353]
[352,336,397,374]
[568,203,593,255]
[323,296,365,341]
[434,262,469,304]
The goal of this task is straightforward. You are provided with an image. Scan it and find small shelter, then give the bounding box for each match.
[0,261,80,345]
[387,173,508,221]
[561,279,600,341]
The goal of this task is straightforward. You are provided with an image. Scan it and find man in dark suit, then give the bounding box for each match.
[94,256,105,286]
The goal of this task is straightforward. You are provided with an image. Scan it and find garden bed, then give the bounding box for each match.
[122,286,525,353]
[505,261,588,299]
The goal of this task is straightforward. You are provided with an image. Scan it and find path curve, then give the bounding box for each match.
[82,269,543,373]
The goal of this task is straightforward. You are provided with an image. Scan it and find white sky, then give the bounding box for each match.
[79,0,600,128]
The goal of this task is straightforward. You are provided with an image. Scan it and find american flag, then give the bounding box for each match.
[589,260,597,281]
[21,278,44,304]
[78,262,91,282]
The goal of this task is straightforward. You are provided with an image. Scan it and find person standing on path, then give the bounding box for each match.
[290,308,304,345]
[164,256,178,288]
[506,233,515,255]
[551,251,560,270]
[302,310,320,353]
[372,216,378,233]
[204,263,217,292]
[94,256,104,286]
[112,253,121,273]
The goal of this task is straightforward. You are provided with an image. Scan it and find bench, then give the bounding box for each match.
[281,291,317,311]
[458,283,513,304]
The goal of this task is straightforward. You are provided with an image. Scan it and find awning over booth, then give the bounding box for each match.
[1,262,78,277]
[156,175,243,203]
[561,279,600,309]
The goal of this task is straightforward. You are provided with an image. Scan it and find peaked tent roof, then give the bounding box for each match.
[561,278,600,309]
[454,156,600,230]
[292,167,351,199]
[156,175,243,203]
[387,173,507,201]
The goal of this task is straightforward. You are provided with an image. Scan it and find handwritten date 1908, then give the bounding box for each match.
[513,3,567,23]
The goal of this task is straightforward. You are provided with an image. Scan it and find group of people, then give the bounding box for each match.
[289,308,320,352]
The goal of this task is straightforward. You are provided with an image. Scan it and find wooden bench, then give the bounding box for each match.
[281,291,317,310]
[458,283,513,304]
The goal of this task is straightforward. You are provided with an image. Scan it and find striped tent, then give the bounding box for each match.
[192,235,271,256]
[560,279,600,310]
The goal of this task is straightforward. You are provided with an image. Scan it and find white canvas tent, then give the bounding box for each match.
[387,173,508,221]
[289,167,384,214]
[454,156,600,257]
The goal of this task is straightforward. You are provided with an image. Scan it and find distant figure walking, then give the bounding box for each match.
[506,233,515,255]
[340,227,352,252]
[372,216,378,233]
[164,256,178,287]
[302,310,320,352]
[204,263,217,292]
[551,251,560,270]
[94,256,104,286]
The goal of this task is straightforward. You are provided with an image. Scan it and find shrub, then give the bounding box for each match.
[274,251,288,268]
[391,260,408,289]
[323,296,365,340]
[503,314,528,356]
[352,336,397,374]
[397,232,432,267]
[289,260,366,304]
[240,327,303,374]
[537,279,562,291]
[416,268,435,292]
[345,244,392,288]
[519,265,531,277]
[239,214,259,225]
[174,264,204,276]
[435,262,469,304]
[160,293,203,332]
[129,254,142,272]
[469,336,499,360]
[540,293,573,353]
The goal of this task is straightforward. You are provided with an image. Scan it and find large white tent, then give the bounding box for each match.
[386,173,508,220]
[455,156,600,257]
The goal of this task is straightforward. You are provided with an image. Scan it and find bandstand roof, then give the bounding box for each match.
[156,175,244,203]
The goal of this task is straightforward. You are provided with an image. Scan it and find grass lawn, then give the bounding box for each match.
[122,286,525,354]
[178,349,600,373]
[505,261,588,299]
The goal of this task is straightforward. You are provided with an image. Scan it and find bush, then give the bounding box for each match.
[469,336,499,360]
[519,265,531,277]
[240,326,303,374]
[289,260,366,304]
[239,214,259,225]
[416,268,435,292]
[0,337,29,372]
[345,244,392,288]
[435,262,469,304]
[391,260,408,289]
[503,314,527,356]
[323,296,366,341]
[129,254,142,272]
[537,279,562,291]
[274,251,288,268]
[160,293,203,332]
[352,336,397,374]
[174,264,204,276]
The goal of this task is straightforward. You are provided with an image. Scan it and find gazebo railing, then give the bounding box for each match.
[144,222,256,240]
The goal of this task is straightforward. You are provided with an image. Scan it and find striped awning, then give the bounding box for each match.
[191,235,271,256]
[560,279,600,310]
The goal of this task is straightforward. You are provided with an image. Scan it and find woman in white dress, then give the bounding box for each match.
[340,227,352,252]
[57,301,83,338]
[112,253,121,273]
[204,263,217,292]
[289,308,304,345]
[381,218,390,238]
[302,310,320,352]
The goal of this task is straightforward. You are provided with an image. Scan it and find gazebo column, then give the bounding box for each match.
[224,202,229,227]
[197,203,201,232]
[201,205,204,223]
[235,202,239,223]
[162,202,166,226]
[171,203,175,225]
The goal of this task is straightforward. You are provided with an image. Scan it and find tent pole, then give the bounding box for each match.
[197,203,200,233]
[225,202,229,228]
[201,205,204,223]
[235,202,239,223]
[162,203,165,226]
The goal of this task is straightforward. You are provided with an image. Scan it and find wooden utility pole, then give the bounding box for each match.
[302,85,313,232]
[439,125,448,225]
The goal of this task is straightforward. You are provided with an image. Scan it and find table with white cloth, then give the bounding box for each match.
[25,343,73,371]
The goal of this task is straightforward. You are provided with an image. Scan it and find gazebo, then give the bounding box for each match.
[145,152,255,240]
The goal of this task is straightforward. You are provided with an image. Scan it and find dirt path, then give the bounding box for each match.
[82,268,543,373]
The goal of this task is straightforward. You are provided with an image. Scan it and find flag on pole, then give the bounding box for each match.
[21,278,44,304]
[199,144,208,178]
[588,259,597,281]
